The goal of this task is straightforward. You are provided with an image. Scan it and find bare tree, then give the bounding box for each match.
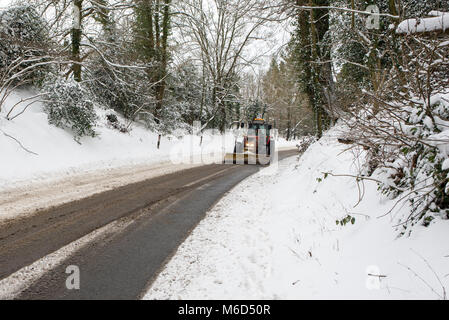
[174,0,281,131]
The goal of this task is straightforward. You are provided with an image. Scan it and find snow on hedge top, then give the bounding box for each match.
[396,12,449,35]
[428,11,447,17]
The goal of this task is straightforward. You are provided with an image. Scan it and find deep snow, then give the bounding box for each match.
[144,125,449,300]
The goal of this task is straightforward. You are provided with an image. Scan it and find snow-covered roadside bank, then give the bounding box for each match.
[144,126,449,300]
[0,89,214,191]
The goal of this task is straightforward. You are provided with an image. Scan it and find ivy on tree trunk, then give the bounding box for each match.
[134,0,172,123]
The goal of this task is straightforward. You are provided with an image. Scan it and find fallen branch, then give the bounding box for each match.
[411,249,447,300]
[398,262,445,300]
[6,92,49,120]
[322,172,405,192]
[0,129,39,156]
[368,273,387,278]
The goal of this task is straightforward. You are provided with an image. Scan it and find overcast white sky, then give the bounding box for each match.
[0,0,11,8]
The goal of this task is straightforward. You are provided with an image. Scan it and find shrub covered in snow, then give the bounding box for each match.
[88,62,141,119]
[42,78,97,141]
[166,64,206,125]
[378,94,449,231]
[0,5,50,86]
[339,34,449,232]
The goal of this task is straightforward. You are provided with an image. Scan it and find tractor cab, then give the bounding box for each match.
[225,118,275,165]
[244,118,272,154]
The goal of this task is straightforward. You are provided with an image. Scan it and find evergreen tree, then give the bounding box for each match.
[0,4,50,86]
[133,0,172,122]
[291,0,332,138]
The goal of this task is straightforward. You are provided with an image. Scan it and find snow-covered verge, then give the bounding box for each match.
[144,125,449,300]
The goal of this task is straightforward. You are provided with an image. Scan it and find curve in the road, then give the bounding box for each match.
[0,149,298,300]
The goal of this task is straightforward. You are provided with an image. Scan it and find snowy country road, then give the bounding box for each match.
[0,149,298,300]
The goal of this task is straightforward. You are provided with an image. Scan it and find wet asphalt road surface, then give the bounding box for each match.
[0,149,298,300]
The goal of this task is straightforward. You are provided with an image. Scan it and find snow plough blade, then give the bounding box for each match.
[223,153,271,165]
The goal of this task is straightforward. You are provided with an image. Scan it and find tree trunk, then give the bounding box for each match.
[296,0,316,134]
[309,0,322,138]
[153,0,171,120]
[351,0,355,29]
[72,0,83,82]
[287,107,292,141]
[388,0,398,16]
[307,0,331,138]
